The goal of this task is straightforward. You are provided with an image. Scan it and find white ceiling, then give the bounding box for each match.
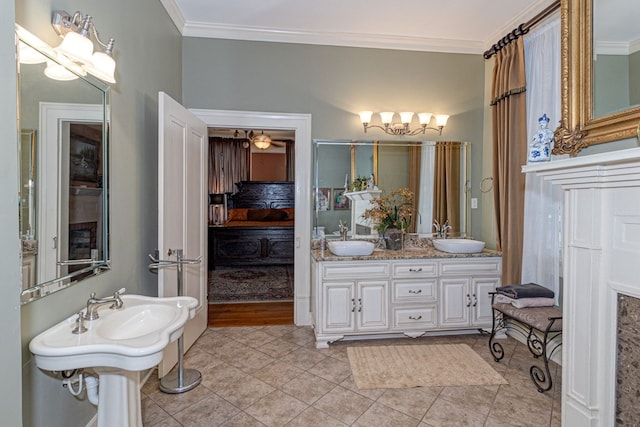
[161,0,558,54]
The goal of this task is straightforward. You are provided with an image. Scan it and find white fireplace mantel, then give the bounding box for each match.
[524,147,640,426]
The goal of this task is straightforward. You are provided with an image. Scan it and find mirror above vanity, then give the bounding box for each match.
[555,0,640,154]
[16,25,111,304]
[313,139,470,240]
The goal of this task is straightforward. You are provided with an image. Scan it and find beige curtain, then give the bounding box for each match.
[408,143,421,233]
[432,142,461,234]
[490,39,527,285]
[208,137,248,195]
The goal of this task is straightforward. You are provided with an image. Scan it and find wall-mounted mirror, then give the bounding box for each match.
[16,25,110,304]
[313,139,469,239]
[554,0,640,154]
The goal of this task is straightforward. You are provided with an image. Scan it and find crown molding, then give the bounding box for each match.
[160,0,185,32]
[162,0,555,55]
[181,21,483,54]
[482,0,558,51]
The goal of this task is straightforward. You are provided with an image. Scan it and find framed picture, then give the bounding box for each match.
[69,123,102,187]
[333,188,350,210]
[315,188,331,211]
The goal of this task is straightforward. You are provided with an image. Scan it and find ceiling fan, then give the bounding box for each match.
[241,130,288,149]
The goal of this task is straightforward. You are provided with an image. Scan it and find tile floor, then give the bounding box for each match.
[141,326,562,426]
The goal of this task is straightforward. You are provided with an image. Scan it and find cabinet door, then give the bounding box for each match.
[471,277,500,326]
[323,281,355,333]
[357,280,389,331]
[439,278,471,327]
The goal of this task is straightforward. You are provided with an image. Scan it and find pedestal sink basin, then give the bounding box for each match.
[30,294,198,372]
[29,294,198,427]
[432,239,486,254]
[328,240,375,256]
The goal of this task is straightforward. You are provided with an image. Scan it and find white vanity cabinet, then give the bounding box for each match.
[439,259,501,328]
[390,260,438,335]
[312,261,389,347]
[312,255,501,348]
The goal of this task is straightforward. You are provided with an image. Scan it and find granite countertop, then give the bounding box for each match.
[311,236,501,262]
[311,246,502,262]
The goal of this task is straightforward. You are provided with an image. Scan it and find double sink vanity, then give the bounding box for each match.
[311,238,502,348]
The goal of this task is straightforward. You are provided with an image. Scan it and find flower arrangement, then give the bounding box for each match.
[361,187,414,234]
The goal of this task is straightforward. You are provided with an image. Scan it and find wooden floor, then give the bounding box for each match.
[208,301,294,327]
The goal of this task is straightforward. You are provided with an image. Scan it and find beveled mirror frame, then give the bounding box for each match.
[554,0,640,155]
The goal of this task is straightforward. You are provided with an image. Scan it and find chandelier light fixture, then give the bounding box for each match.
[359,111,449,136]
[49,10,117,83]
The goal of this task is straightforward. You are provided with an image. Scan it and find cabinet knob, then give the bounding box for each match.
[409,268,423,272]
[351,298,355,312]
[408,315,422,320]
[466,293,471,308]
[358,298,362,312]
[473,293,478,307]
[408,289,422,294]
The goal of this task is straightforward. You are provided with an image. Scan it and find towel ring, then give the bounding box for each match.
[480,177,494,193]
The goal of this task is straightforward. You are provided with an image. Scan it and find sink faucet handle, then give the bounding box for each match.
[72,312,87,335]
[115,288,126,296]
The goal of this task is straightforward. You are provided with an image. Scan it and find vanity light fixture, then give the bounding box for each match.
[359,111,449,136]
[51,10,117,83]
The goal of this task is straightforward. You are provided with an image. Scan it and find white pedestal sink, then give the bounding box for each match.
[29,295,198,427]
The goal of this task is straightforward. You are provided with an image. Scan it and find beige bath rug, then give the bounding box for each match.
[347,343,508,389]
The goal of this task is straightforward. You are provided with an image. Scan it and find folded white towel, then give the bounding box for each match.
[511,297,555,308]
[494,294,514,304]
[494,294,555,308]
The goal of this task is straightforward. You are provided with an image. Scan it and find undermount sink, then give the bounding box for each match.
[29,294,198,372]
[328,240,375,256]
[432,238,486,254]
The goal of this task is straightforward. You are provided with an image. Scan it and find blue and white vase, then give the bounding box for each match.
[528,114,554,163]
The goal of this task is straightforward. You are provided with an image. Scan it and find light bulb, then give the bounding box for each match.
[86,51,116,83]
[418,113,433,125]
[379,112,395,125]
[399,112,414,124]
[435,114,450,127]
[359,111,373,124]
[56,31,94,64]
[44,60,78,81]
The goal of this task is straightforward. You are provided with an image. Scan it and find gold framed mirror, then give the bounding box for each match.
[554,0,640,154]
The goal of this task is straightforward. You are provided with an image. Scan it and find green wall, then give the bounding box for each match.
[13,0,182,425]
[182,37,487,237]
[0,0,22,425]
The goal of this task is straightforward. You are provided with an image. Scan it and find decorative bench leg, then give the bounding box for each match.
[489,307,506,362]
[528,317,561,393]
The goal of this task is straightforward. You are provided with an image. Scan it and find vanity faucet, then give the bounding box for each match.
[338,220,349,241]
[85,289,124,321]
[433,219,452,239]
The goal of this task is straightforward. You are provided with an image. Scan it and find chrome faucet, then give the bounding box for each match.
[85,289,124,321]
[433,219,452,239]
[441,220,452,239]
[338,220,349,241]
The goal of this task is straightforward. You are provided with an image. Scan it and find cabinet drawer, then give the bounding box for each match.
[392,306,437,329]
[392,261,438,278]
[392,279,437,303]
[439,259,502,276]
[322,262,389,280]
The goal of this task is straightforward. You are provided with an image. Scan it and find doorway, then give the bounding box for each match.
[191,109,312,327]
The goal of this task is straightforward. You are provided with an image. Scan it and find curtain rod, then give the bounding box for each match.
[483,0,560,59]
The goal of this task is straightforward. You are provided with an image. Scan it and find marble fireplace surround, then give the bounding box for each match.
[523,147,640,426]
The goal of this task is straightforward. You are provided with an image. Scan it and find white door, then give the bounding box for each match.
[157,92,208,377]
